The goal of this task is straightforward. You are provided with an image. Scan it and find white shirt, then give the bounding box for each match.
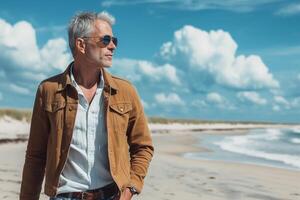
[57,66,114,193]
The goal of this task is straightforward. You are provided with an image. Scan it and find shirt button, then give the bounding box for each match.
[69,107,72,111]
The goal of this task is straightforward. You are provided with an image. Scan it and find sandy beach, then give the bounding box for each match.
[0,121,300,200]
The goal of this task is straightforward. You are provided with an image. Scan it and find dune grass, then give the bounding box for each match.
[147,116,279,125]
[0,109,287,125]
[0,109,32,122]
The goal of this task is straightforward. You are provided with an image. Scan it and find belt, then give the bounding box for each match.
[56,182,119,200]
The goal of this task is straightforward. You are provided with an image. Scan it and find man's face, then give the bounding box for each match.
[83,19,116,68]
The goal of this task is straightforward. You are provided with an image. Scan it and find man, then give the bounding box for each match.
[20,11,154,200]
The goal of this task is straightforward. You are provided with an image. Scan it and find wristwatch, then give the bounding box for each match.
[128,186,138,195]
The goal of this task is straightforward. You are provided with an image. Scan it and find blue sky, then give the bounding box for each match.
[0,0,300,123]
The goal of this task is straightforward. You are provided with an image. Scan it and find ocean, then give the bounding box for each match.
[185,128,300,171]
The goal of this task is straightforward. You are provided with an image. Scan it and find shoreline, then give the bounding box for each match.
[149,122,300,132]
[182,129,300,172]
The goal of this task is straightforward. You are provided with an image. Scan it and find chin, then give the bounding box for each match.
[103,62,113,68]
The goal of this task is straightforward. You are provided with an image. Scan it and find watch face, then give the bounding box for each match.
[129,187,138,195]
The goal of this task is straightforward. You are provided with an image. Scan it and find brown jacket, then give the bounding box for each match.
[20,63,154,200]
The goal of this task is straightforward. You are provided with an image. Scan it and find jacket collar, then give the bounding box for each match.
[57,61,118,93]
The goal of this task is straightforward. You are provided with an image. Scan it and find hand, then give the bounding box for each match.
[119,188,133,200]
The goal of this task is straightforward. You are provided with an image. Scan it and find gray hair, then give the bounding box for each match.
[68,11,115,56]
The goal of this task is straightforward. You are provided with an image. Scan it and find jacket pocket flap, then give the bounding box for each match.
[45,101,66,112]
[109,102,132,114]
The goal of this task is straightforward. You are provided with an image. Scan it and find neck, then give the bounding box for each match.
[73,60,101,89]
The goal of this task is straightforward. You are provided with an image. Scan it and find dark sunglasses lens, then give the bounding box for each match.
[102,35,111,46]
[101,35,118,47]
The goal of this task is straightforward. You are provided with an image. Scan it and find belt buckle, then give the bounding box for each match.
[81,191,88,200]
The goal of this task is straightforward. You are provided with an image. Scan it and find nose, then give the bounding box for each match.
[107,39,116,51]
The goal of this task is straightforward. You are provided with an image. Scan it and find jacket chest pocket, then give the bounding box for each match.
[109,102,132,134]
[45,101,66,132]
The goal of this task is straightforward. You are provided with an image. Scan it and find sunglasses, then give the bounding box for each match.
[83,35,118,47]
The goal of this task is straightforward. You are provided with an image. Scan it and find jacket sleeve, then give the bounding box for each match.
[126,86,154,193]
[20,85,50,200]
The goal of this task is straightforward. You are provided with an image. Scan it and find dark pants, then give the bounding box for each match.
[49,190,120,200]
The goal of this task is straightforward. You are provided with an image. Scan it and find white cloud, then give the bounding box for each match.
[271,95,300,110]
[206,92,224,104]
[0,19,40,69]
[110,58,142,82]
[9,84,30,95]
[155,92,185,106]
[160,25,279,90]
[138,61,181,85]
[274,96,290,109]
[40,38,72,71]
[102,0,283,12]
[0,18,72,100]
[111,58,181,85]
[272,105,280,111]
[192,92,234,110]
[272,96,300,111]
[276,3,300,16]
[0,18,71,72]
[270,89,282,96]
[206,92,235,110]
[22,72,47,82]
[191,99,207,108]
[291,97,300,107]
[237,91,267,105]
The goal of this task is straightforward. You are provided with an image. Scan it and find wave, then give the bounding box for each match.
[291,138,300,144]
[214,128,300,169]
[242,128,283,141]
[215,139,300,169]
[289,127,300,134]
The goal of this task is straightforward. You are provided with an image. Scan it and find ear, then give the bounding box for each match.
[75,38,86,54]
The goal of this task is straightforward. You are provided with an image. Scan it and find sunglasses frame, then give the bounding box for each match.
[82,35,118,47]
